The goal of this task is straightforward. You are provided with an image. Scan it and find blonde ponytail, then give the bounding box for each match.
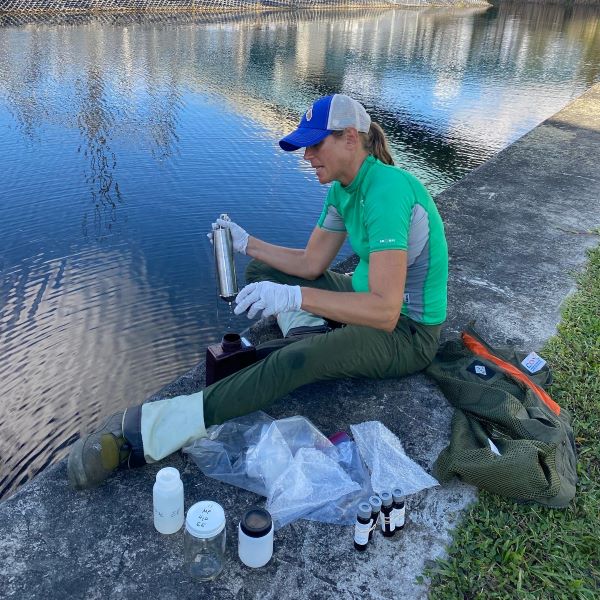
[361,122,394,165]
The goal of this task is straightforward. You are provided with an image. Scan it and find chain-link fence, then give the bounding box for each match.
[0,0,490,15]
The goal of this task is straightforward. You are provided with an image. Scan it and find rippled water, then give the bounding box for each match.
[0,2,599,500]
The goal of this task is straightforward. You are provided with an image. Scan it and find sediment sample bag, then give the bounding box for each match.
[184,412,438,528]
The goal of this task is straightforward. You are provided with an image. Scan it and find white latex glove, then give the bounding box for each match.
[234,281,302,319]
[207,217,249,255]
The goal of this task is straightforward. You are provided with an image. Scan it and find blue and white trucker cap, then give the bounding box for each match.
[279,94,371,152]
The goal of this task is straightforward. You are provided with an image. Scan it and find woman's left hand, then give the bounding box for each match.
[207,217,250,254]
[234,282,302,319]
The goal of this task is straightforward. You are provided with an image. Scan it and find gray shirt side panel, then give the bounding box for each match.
[404,204,430,322]
[320,205,346,232]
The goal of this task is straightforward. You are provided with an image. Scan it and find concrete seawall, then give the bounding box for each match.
[1,84,599,599]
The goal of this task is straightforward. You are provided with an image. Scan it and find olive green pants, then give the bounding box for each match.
[202,260,443,427]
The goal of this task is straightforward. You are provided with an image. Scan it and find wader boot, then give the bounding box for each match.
[67,406,144,490]
[68,391,206,490]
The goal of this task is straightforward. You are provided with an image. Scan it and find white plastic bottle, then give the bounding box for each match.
[238,507,274,568]
[153,467,184,534]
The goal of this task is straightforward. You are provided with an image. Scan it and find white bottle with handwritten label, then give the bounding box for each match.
[153,467,184,534]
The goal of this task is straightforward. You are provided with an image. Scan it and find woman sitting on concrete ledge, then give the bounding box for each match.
[68,93,449,490]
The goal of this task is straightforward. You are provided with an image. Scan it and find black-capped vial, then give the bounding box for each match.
[379,491,395,537]
[392,488,406,531]
[353,502,372,551]
[368,495,382,541]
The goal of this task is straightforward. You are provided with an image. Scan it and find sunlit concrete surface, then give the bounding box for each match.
[0,83,598,600]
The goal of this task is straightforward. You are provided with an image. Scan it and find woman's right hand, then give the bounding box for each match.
[207,217,250,255]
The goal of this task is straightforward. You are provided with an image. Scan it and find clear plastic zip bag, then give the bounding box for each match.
[183,412,369,528]
[183,412,437,529]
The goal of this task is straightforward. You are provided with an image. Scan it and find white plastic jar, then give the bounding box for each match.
[184,501,226,581]
[152,467,184,534]
[238,507,274,568]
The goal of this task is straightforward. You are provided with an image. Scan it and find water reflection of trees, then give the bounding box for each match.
[490,1,600,85]
[1,3,599,207]
[172,3,599,182]
[77,63,122,238]
[0,18,184,238]
[0,28,47,137]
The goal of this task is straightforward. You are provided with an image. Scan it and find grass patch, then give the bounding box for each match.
[426,245,600,600]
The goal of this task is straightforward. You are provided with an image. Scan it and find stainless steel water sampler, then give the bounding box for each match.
[213,213,238,302]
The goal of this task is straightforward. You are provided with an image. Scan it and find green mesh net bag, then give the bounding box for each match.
[425,328,578,508]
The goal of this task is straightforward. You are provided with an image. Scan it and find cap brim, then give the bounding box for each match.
[279,127,332,152]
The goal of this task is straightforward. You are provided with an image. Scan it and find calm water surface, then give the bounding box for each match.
[1,2,599,499]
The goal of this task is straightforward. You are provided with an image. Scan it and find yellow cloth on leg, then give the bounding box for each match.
[141,391,206,463]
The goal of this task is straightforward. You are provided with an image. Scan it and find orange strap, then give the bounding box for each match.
[462,332,560,416]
